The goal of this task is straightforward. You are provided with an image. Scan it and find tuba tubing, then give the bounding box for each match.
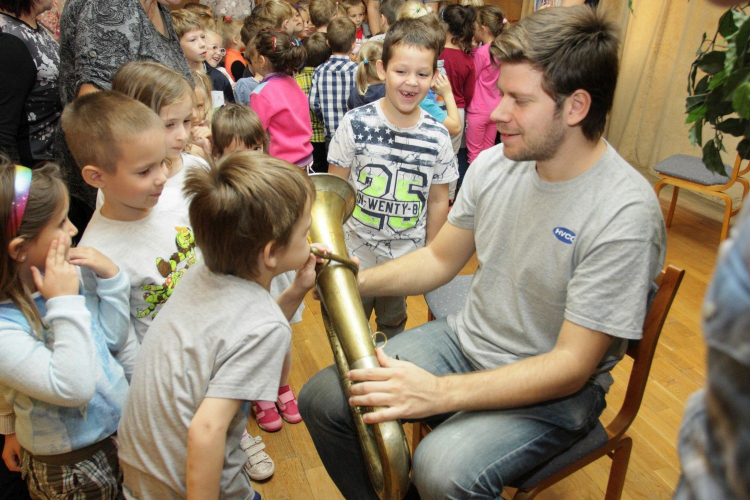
[309,174,411,500]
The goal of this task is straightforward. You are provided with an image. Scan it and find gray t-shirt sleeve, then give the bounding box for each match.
[206,321,291,402]
[448,150,481,230]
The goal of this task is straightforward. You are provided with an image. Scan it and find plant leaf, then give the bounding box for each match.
[686,94,706,113]
[697,51,726,75]
[715,117,745,136]
[735,15,750,56]
[733,81,750,118]
[694,74,711,94]
[719,10,739,38]
[689,121,703,147]
[708,70,727,91]
[686,104,707,124]
[628,0,632,13]
[738,138,750,159]
[702,141,726,175]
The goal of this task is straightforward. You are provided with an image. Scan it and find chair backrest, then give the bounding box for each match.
[606,265,685,441]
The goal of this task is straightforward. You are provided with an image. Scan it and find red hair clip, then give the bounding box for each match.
[224,16,232,21]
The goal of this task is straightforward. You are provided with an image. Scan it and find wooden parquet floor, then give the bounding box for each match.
[247,178,726,500]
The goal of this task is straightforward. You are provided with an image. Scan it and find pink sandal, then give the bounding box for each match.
[251,400,283,432]
[276,385,302,424]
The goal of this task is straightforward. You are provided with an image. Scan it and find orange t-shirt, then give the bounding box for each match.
[224,48,247,82]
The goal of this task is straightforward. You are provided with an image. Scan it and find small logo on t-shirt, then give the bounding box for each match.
[553,227,576,244]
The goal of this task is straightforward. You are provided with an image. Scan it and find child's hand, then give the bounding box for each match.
[2,433,21,472]
[192,125,212,158]
[68,247,119,279]
[432,74,453,98]
[292,243,331,292]
[31,237,79,300]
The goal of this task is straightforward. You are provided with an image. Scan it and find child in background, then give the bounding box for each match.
[466,5,505,164]
[328,19,458,337]
[398,0,432,20]
[295,33,331,173]
[205,29,235,103]
[368,0,406,42]
[309,0,339,33]
[344,0,370,40]
[171,10,208,73]
[296,4,314,38]
[249,29,313,169]
[0,160,130,499]
[118,153,321,500]
[347,41,384,110]
[235,20,275,104]
[190,70,213,161]
[256,0,299,36]
[212,104,267,157]
[217,17,247,82]
[439,4,476,155]
[183,2,216,30]
[310,18,358,144]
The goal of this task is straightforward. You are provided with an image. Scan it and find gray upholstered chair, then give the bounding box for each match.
[654,153,748,241]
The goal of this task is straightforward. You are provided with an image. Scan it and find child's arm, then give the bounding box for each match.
[328,164,351,179]
[187,397,243,500]
[425,183,450,245]
[0,395,19,472]
[69,246,130,353]
[0,238,97,407]
[275,245,329,321]
[432,74,462,136]
[309,73,322,118]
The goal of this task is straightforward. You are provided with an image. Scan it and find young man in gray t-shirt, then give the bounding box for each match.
[299,6,667,500]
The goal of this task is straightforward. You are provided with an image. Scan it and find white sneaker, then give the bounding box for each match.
[240,434,275,481]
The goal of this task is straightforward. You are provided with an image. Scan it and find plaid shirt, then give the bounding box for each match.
[295,67,326,143]
[309,55,358,140]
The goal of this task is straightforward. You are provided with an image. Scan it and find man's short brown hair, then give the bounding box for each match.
[326,17,356,53]
[490,5,619,141]
[184,152,316,279]
[61,91,164,174]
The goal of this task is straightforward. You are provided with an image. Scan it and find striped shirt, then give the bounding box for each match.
[328,101,458,267]
[295,67,326,143]
[309,55,358,141]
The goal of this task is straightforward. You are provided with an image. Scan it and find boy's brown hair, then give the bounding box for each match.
[242,14,274,47]
[183,3,215,30]
[212,104,268,156]
[342,0,365,12]
[326,17,356,53]
[255,0,296,29]
[61,91,164,174]
[171,9,205,39]
[309,0,337,28]
[379,0,406,28]
[184,151,315,279]
[382,18,442,71]
[303,32,331,67]
[490,5,619,141]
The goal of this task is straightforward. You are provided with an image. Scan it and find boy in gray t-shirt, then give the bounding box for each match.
[118,153,320,500]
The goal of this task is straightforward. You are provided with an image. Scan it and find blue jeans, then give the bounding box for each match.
[298,319,606,500]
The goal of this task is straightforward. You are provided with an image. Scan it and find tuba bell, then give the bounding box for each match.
[309,174,411,500]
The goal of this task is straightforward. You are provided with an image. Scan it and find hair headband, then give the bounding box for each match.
[7,165,32,239]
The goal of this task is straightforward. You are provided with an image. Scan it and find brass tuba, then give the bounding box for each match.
[309,174,411,500]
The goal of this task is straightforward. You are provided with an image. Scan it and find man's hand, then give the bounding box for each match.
[347,348,442,423]
[68,246,119,279]
[2,434,21,472]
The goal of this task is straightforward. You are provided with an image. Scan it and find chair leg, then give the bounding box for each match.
[666,186,680,228]
[412,421,424,452]
[605,437,632,500]
[717,192,733,242]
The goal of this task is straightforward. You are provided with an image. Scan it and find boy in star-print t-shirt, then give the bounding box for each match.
[327,20,458,337]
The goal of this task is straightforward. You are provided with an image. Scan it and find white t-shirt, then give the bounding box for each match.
[328,100,458,268]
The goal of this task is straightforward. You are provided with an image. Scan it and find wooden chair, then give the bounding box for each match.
[654,153,749,241]
[413,265,685,500]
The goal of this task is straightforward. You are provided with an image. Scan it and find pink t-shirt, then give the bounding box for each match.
[250,73,313,166]
[467,44,501,115]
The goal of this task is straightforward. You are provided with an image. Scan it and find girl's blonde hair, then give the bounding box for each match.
[112,61,196,116]
[192,70,214,125]
[477,5,506,38]
[460,0,484,6]
[0,159,67,338]
[398,0,432,20]
[356,41,383,96]
[216,16,243,47]
[255,0,296,29]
